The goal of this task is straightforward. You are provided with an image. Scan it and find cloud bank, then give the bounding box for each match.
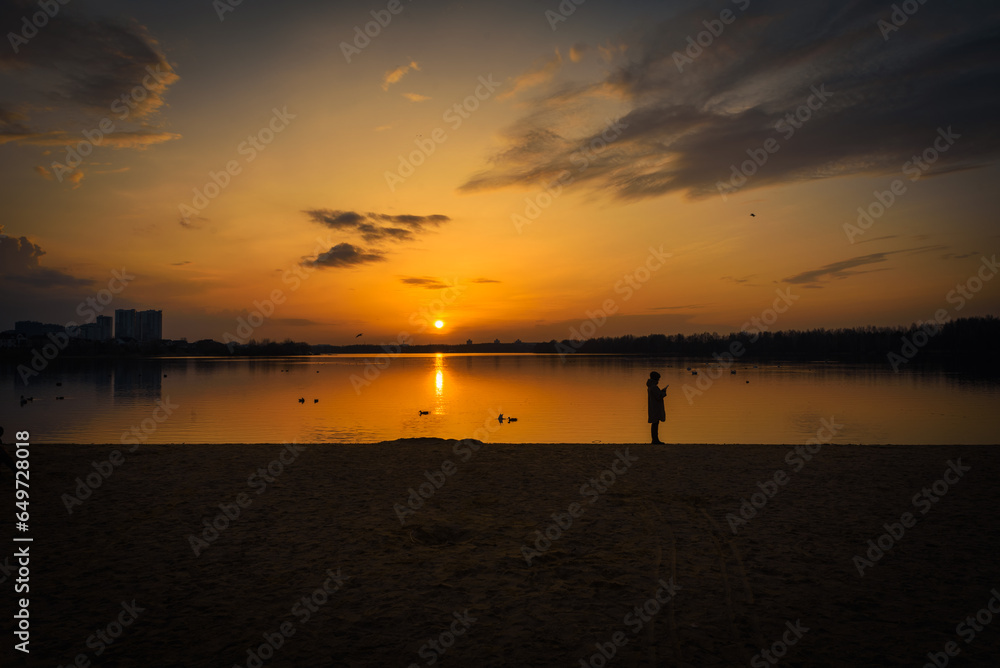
[461,0,1000,200]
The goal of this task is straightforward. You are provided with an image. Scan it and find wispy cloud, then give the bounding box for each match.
[651,304,708,310]
[304,210,450,236]
[463,1,1000,200]
[402,92,431,102]
[721,275,759,286]
[382,61,420,90]
[401,277,450,289]
[855,234,900,245]
[2,130,180,149]
[401,276,497,289]
[497,49,563,101]
[784,246,946,286]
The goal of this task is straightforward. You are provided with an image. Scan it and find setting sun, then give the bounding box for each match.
[434,320,445,329]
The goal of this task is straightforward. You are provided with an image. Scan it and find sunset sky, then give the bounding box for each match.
[1,0,998,344]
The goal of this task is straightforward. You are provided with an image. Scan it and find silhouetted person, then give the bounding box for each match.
[0,427,16,473]
[647,372,667,444]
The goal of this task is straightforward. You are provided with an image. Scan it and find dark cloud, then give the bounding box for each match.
[304,210,450,241]
[401,277,448,289]
[461,0,1000,201]
[171,261,192,266]
[784,245,946,286]
[472,278,501,284]
[370,213,450,228]
[0,5,178,115]
[0,228,93,288]
[357,223,414,243]
[0,6,179,150]
[301,209,452,269]
[306,210,367,229]
[305,243,385,268]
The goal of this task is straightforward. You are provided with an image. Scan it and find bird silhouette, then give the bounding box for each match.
[298,398,305,403]
[497,413,504,423]
[355,333,363,338]
[750,213,756,217]
[419,410,429,415]
[56,396,64,400]
[314,399,319,403]
[507,417,518,423]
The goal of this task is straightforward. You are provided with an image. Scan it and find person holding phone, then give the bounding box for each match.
[647,372,668,444]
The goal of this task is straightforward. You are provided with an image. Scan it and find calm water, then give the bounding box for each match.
[2,354,998,444]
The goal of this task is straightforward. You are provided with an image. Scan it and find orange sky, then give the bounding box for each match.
[2,0,998,344]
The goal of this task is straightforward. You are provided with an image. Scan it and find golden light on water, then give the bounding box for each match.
[434,353,444,400]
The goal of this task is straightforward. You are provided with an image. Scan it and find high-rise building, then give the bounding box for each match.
[114,309,138,340]
[97,315,113,340]
[138,310,162,341]
[77,315,114,341]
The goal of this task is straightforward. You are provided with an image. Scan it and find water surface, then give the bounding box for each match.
[3,354,997,444]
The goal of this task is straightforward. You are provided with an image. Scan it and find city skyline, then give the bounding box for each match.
[8,308,162,342]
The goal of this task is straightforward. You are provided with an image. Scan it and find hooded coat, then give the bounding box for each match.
[647,378,667,423]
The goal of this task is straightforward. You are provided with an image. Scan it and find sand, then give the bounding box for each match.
[2,441,1000,667]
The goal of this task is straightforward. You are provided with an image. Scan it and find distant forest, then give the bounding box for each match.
[3,316,997,368]
[532,315,999,362]
[269,315,999,366]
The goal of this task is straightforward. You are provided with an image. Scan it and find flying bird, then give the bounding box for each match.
[355,333,363,338]
[419,410,429,415]
[750,213,756,217]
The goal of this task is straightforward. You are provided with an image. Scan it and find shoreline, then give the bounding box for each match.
[4,442,999,666]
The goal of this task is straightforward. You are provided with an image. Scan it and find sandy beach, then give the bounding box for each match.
[3,441,1000,667]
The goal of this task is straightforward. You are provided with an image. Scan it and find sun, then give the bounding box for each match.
[434,320,445,329]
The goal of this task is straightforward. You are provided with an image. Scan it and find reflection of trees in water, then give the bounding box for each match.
[113,359,162,398]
